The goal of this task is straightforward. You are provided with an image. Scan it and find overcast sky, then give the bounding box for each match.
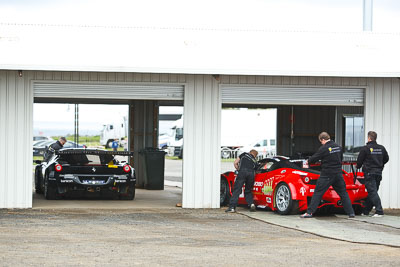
[1,0,399,32]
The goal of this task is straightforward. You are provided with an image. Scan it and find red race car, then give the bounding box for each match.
[220,156,368,214]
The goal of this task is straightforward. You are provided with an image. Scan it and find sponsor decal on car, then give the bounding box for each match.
[254,181,263,187]
[292,170,308,176]
[266,197,272,203]
[83,180,105,185]
[262,179,273,195]
[300,187,306,196]
[107,162,118,168]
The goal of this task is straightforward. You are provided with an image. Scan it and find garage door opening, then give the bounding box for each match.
[220,107,277,172]
[32,102,183,208]
[158,106,183,188]
[221,85,365,161]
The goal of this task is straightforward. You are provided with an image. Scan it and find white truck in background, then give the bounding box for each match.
[100,116,128,148]
[163,109,277,159]
[164,118,184,158]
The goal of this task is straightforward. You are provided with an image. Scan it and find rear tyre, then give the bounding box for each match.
[274,183,298,215]
[220,178,231,206]
[34,165,43,194]
[353,204,363,215]
[44,174,58,200]
[120,185,135,200]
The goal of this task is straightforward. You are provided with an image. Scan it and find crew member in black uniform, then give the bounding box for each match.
[300,132,355,218]
[225,149,259,213]
[43,137,67,162]
[356,131,389,217]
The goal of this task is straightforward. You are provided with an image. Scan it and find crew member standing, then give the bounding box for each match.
[225,149,259,213]
[356,131,389,217]
[300,132,355,218]
[43,137,67,162]
[112,139,119,152]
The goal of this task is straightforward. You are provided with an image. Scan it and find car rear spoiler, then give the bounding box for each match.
[55,150,134,156]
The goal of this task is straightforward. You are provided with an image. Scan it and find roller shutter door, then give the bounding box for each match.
[34,82,184,100]
[221,85,364,106]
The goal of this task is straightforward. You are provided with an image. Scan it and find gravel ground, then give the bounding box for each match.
[0,208,399,267]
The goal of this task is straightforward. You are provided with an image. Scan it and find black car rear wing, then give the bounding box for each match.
[55,149,134,156]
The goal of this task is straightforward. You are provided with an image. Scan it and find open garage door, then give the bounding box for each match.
[221,85,365,157]
[34,82,184,100]
[221,85,364,106]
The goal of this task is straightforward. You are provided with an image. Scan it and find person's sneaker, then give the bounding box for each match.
[250,204,256,212]
[300,213,313,218]
[361,213,369,216]
[225,207,236,213]
[371,213,384,218]
[348,214,355,219]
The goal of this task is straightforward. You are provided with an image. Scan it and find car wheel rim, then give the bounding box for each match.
[276,185,290,211]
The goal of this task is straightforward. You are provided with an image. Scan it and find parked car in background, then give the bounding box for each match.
[33,140,56,157]
[33,136,53,142]
[33,140,86,157]
[34,148,135,200]
[220,156,368,215]
[238,139,277,159]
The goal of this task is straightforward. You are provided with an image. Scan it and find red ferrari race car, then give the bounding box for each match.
[220,156,368,214]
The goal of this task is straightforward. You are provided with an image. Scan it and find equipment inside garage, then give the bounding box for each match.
[277,105,364,157]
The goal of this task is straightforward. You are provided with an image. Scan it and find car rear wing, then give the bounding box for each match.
[55,150,134,156]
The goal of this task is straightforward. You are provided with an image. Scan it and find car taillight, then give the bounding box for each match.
[301,175,310,183]
[123,165,131,173]
[55,164,63,172]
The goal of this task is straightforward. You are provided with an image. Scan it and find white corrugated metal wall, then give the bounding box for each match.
[365,78,400,209]
[0,70,33,208]
[182,75,221,208]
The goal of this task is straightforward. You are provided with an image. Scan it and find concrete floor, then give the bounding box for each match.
[32,186,400,248]
[31,159,400,249]
[33,186,182,209]
[238,207,400,247]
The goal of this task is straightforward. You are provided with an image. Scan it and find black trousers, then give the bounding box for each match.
[363,173,383,215]
[307,173,354,215]
[229,170,254,208]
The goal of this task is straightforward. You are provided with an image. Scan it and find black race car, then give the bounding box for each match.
[34,148,136,200]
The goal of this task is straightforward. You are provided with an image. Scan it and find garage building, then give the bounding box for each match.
[1,22,400,209]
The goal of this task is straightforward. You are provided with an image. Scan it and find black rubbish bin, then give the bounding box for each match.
[139,147,166,190]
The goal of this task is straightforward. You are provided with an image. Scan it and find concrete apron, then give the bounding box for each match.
[33,185,400,248]
[238,207,400,248]
[33,186,182,210]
